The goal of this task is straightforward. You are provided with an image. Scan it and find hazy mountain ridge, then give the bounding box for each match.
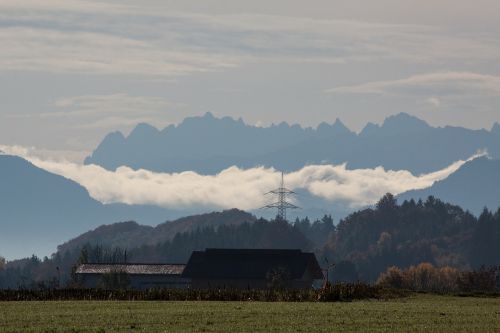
[0,155,193,259]
[398,157,500,215]
[85,112,498,174]
[3,114,500,260]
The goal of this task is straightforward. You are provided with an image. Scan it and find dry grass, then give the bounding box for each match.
[0,294,499,332]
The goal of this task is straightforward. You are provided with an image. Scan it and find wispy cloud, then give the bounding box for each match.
[14,93,181,131]
[0,2,499,77]
[327,72,500,96]
[50,93,175,117]
[0,27,237,76]
[0,145,483,210]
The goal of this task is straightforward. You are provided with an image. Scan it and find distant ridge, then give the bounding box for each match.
[56,209,256,255]
[85,112,499,174]
[398,157,500,215]
[0,155,194,259]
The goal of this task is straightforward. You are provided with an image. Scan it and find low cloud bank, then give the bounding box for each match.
[0,145,484,210]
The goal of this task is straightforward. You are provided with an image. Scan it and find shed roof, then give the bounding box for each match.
[76,263,185,275]
[182,249,323,280]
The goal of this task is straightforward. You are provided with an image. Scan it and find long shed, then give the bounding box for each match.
[181,248,323,289]
[75,263,188,289]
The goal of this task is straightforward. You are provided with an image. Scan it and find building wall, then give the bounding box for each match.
[190,278,314,289]
[79,274,190,290]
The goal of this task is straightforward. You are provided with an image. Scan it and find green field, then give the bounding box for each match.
[0,294,499,332]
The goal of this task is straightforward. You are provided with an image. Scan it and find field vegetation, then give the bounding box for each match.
[0,294,499,332]
[0,283,391,302]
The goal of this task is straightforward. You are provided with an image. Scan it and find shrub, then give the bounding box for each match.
[377,263,460,292]
[0,283,391,302]
[377,263,499,293]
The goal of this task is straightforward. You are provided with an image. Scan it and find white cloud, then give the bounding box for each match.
[0,145,89,163]
[327,72,500,96]
[426,97,441,108]
[0,145,484,210]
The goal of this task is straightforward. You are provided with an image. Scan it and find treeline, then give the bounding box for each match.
[1,194,500,289]
[377,263,500,293]
[0,243,132,289]
[132,216,334,263]
[0,218,319,288]
[321,194,500,281]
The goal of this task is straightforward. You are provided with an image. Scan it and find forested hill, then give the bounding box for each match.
[56,209,256,255]
[1,195,499,288]
[323,194,500,281]
[85,112,500,174]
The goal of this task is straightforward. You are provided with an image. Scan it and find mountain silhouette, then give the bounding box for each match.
[84,112,497,174]
[398,157,500,215]
[0,155,195,259]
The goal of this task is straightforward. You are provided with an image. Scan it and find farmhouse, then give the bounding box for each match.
[75,263,188,290]
[181,248,323,289]
[75,249,323,290]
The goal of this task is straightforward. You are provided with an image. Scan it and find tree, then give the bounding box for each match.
[331,260,359,283]
[376,193,397,211]
[0,256,5,270]
[266,267,291,289]
[470,208,500,267]
[99,270,130,290]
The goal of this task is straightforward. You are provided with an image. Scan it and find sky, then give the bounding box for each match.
[1,0,500,162]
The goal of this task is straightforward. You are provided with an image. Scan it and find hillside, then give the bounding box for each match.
[322,194,497,281]
[84,113,499,174]
[0,155,108,259]
[3,195,500,288]
[0,155,180,259]
[398,157,500,215]
[56,209,256,255]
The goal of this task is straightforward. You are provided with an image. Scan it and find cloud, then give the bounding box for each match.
[16,93,182,131]
[0,145,484,210]
[49,93,175,117]
[426,97,441,108]
[326,72,500,96]
[0,27,237,77]
[0,145,90,164]
[0,2,499,77]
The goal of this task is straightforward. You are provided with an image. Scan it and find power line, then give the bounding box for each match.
[262,172,299,221]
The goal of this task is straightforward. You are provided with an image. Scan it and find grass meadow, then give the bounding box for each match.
[0,294,499,332]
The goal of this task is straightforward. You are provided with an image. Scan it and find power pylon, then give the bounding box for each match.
[262,172,299,221]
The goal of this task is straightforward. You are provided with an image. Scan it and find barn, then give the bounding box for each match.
[181,248,324,289]
[75,263,188,289]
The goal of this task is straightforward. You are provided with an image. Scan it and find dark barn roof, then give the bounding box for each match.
[76,263,185,275]
[181,249,323,280]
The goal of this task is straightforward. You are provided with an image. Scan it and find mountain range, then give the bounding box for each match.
[85,112,500,174]
[3,113,500,260]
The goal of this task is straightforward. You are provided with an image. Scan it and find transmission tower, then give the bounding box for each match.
[262,172,299,221]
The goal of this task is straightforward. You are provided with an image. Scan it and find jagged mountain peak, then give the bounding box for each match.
[84,112,500,175]
[381,112,430,131]
[128,123,159,137]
